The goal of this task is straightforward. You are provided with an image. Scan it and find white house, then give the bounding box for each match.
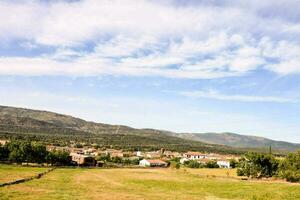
[217,160,231,168]
[180,157,189,164]
[139,159,168,167]
[136,151,142,157]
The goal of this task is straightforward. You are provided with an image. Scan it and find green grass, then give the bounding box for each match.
[0,164,47,184]
[0,166,299,200]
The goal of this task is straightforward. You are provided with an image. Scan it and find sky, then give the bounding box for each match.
[0,0,300,142]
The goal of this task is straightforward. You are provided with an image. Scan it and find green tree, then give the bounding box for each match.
[237,152,278,178]
[31,143,48,163]
[229,159,238,168]
[0,143,9,161]
[187,160,201,168]
[278,150,300,182]
[205,160,219,168]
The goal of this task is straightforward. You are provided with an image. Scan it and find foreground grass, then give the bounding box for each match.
[0,166,300,200]
[0,164,46,184]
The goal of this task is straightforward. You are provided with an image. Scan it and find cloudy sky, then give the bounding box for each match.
[0,0,300,142]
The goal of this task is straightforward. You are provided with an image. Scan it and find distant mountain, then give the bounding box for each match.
[0,105,237,153]
[176,132,300,152]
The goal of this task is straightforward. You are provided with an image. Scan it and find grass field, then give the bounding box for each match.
[0,165,300,200]
[0,164,47,184]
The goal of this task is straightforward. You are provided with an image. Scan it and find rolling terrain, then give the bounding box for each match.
[0,105,235,153]
[177,132,300,152]
[1,164,300,200]
[0,105,298,153]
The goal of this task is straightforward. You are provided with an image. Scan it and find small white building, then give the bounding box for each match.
[136,151,142,157]
[217,160,231,168]
[180,157,189,164]
[139,159,168,167]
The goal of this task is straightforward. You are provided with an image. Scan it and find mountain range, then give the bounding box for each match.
[0,105,299,153]
[176,132,300,152]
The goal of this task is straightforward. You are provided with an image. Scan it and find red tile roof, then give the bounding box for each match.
[147,159,167,165]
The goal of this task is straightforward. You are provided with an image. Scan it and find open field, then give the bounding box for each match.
[0,164,47,184]
[0,165,300,200]
[185,168,238,178]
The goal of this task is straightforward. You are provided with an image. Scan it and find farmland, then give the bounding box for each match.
[0,164,300,200]
[0,164,46,184]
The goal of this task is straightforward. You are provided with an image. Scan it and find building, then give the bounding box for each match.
[70,153,96,166]
[180,157,189,164]
[139,159,168,167]
[145,151,161,158]
[136,151,142,157]
[217,160,231,168]
[183,152,206,160]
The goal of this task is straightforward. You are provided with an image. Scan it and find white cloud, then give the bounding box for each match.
[181,89,298,103]
[0,0,299,78]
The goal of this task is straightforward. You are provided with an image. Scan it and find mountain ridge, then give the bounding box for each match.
[176,132,300,152]
[0,105,237,153]
[0,105,298,152]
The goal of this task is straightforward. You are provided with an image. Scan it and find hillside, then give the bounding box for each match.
[177,132,300,152]
[0,105,236,153]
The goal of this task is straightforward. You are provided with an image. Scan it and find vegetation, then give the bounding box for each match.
[236,151,300,183]
[0,141,71,165]
[1,166,300,200]
[0,105,242,154]
[0,164,46,184]
[184,160,219,169]
[278,150,300,182]
[96,154,140,165]
[237,152,279,178]
[229,158,238,168]
[179,132,300,152]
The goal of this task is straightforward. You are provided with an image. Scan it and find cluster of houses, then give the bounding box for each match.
[47,145,237,168]
[180,152,233,168]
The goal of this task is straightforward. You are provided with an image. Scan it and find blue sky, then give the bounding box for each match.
[0,0,300,142]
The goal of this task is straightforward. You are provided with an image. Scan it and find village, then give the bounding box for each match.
[47,144,239,168]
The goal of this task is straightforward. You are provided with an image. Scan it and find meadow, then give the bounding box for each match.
[0,164,46,184]
[0,164,300,200]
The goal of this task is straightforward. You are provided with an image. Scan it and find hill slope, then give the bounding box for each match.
[177,132,300,152]
[0,105,236,153]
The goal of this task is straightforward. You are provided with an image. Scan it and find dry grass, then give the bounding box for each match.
[0,164,47,184]
[184,168,238,178]
[0,166,300,200]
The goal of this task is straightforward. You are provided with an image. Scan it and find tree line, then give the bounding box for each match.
[0,141,71,165]
[237,151,300,182]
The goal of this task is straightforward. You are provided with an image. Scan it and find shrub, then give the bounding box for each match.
[186,160,202,168]
[278,150,300,182]
[237,152,278,178]
[205,160,219,168]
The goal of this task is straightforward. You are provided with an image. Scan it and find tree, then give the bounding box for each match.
[0,143,9,161]
[186,160,201,168]
[205,160,219,168]
[278,150,300,182]
[237,152,278,178]
[46,150,71,166]
[7,141,27,163]
[31,143,48,163]
[229,159,238,168]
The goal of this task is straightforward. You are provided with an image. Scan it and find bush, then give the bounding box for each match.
[229,159,238,168]
[1,140,72,165]
[205,160,219,168]
[278,150,300,182]
[186,160,202,168]
[237,152,278,178]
